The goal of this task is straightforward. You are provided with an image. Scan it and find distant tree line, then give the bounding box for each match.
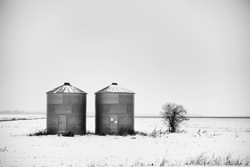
[0,110,45,115]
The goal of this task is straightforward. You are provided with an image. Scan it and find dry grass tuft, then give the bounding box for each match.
[86,131,95,135]
[28,129,48,136]
[185,153,250,166]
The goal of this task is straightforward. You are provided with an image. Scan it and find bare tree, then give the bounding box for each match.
[161,103,189,133]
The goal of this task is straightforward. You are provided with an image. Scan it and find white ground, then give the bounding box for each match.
[0,117,250,167]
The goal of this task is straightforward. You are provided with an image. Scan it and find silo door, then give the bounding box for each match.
[58,115,67,133]
[110,115,118,133]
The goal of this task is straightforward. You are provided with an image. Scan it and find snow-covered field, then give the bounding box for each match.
[0,116,250,166]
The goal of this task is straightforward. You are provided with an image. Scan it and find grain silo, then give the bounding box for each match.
[46,82,87,135]
[95,83,135,135]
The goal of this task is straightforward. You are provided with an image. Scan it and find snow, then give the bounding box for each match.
[0,117,250,166]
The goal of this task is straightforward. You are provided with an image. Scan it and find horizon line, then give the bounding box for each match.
[0,111,249,118]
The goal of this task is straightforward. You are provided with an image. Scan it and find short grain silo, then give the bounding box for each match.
[95,83,135,135]
[46,82,87,135]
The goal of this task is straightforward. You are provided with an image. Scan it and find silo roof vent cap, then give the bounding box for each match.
[112,83,118,85]
[64,82,71,85]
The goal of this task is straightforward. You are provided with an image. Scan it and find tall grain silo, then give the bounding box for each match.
[46,82,87,135]
[95,83,135,135]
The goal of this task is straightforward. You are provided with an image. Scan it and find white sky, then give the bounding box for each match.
[0,0,250,116]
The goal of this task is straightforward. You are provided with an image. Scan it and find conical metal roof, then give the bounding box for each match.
[47,82,87,94]
[95,83,134,94]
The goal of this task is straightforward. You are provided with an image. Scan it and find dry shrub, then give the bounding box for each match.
[161,102,189,133]
[117,128,147,136]
[28,129,48,136]
[97,132,106,136]
[61,131,74,137]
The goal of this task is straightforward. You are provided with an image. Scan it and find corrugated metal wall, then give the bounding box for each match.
[95,92,134,135]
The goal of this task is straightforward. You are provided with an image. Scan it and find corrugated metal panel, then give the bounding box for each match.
[47,94,63,104]
[47,82,87,94]
[95,83,134,94]
[54,104,72,114]
[96,94,119,104]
